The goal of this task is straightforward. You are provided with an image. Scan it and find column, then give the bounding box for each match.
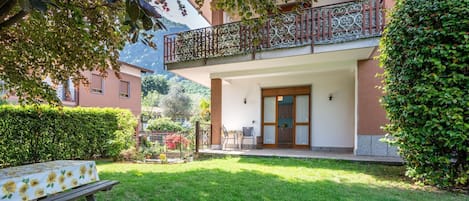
[211,78,222,149]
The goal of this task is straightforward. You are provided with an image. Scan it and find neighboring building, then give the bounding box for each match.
[5,61,153,118]
[73,61,153,117]
[164,0,397,157]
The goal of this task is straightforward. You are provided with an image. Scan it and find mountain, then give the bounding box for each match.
[119,18,210,98]
[119,17,189,75]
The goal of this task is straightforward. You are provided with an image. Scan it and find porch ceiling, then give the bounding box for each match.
[169,46,376,88]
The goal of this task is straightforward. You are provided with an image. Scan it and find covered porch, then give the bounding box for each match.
[198,148,403,164]
[166,0,394,157]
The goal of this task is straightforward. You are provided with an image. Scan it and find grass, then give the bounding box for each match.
[94,156,467,201]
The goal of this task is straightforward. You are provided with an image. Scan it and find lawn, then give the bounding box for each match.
[94,157,467,201]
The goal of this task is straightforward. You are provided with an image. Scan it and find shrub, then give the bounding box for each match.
[0,105,138,167]
[380,0,468,188]
[146,117,183,132]
[0,99,8,106]
[119,147,138,161]
[165,134,190,150]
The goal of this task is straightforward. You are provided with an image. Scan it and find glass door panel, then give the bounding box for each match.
[263,125,275,144]
[263,96,276,145]
[296,95,309,123]
[295,125,309,145]
[294,95,309,146]
[263,97,276,123]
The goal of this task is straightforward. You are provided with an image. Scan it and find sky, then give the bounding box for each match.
[152,0,210,29]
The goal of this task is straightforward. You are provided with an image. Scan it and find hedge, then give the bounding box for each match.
[146,117,184,132]
[380,0,468,188]
[0,105,137,167]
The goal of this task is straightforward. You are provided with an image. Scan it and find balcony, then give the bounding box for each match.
[164,0,384,65]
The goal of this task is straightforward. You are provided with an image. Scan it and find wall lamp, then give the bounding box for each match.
[244,98,247,104]
[328,94,333,101]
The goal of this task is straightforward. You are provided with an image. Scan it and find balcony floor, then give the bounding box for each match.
[198,148,403,164]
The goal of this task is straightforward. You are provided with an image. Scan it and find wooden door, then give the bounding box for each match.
[261,86,311,149]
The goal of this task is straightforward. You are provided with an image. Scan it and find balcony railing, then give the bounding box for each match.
[164,0,384,64]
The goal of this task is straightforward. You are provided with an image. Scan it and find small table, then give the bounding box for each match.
[0,160,99,200]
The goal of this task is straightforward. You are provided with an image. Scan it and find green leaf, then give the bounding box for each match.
[126,0,140,22]
[141,15,153,31]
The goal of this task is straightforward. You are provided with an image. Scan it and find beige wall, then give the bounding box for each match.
[191,0,384,25]
[78,70,142,117]
[357,52,388,135]
[313,0,348,7]
[189,0,224,25]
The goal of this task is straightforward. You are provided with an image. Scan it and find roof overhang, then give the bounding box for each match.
[118,60,154,74]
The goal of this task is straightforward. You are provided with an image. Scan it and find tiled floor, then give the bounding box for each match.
[199,148,403,164]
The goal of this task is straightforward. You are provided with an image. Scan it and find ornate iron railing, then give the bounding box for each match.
[164,0,384,64]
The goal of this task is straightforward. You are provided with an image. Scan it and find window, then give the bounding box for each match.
[119,81,130,98]
[91,74,103,94]
[62,80,72,101]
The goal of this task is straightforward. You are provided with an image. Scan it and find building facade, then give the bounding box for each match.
[4,61,152,118]
[165,0,396,157]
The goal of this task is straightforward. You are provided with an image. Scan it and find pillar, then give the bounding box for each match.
[211,78,222,149]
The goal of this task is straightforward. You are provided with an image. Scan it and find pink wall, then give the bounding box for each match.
[357,52,388,135]
[78,70,142,117]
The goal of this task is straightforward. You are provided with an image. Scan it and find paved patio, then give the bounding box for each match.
[198,149,404,165]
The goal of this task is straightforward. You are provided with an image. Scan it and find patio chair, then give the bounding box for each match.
[241,127,255,149]
[222,125,237,149]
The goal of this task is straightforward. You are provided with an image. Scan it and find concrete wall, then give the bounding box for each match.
[220,62,355,149]
[78,70,142,117]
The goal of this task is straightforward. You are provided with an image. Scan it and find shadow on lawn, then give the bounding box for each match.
[234,156,406,182]
[96,168,464,201]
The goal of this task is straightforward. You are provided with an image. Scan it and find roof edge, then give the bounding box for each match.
[117,60,154,74]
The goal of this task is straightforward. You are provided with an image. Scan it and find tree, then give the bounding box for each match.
[1,0,309,105]
[198,97,210,122]
[141,91,161,107]
[142,74,169,96]
[179,79,210,98]
[160,84,191,120]
[380,0,468,188]
[0,0,176,105]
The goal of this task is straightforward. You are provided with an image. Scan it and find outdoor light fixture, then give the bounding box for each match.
[328,94,333,101]
[244,98,247,104]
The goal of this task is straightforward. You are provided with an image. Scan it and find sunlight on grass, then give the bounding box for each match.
[94,157,467,201]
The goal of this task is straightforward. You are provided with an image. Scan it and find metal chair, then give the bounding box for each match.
[241,127,254,149]
[222,125,237,149]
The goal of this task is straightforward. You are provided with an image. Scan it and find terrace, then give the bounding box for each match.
[164,0,384,67]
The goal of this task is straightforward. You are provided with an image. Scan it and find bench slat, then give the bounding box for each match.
[40,180,119,201]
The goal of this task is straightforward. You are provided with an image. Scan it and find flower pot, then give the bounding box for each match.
[256,136,263,149]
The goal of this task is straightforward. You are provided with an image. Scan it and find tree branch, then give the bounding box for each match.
[0,0,17,22]
[0,9,28,31]
[0,0,10,8]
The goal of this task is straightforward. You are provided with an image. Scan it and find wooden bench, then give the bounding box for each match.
[39,180,119,201]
